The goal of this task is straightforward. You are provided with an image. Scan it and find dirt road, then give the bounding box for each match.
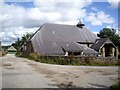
[1,54,57,88]
[1,54,118,88]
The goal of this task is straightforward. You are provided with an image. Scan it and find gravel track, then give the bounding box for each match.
[1,54,119,88]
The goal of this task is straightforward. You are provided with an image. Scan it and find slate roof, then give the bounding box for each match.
[30,23,98,55]
[7,46,17,51]
[78,44,98,55]
[91,38,115,51]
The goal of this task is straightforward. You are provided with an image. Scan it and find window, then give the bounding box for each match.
[74,52,81,56]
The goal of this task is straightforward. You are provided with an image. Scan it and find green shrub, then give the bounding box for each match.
[0,51,7,57]
[93,59,119,66]
[17,52,120,66]
[28,53,42,61]
[110,83,120,90]
[16,52,22,57]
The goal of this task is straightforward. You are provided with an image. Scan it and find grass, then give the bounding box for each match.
[17,52,120,66]
[0,52,2,57]
[0,52,7,57]
[110,83,120,90]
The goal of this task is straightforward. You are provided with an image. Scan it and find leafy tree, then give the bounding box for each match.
[97,28,120,52]
[12,33,33,50]
[12,38,21,49]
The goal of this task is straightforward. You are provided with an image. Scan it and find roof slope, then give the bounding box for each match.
[30,23,98,55]
[7,46,17,51]
[91,38,115,51]
[77,44,98,55]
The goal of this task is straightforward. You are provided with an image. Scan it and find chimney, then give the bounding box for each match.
[76,20,85,28]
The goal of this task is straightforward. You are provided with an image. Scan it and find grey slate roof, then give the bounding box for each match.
[57,41,83,52]
[30,23,98,55]
[76,43,98,55]
[91,38,115,51]
[82,46,98,55]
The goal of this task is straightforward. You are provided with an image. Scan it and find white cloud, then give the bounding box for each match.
[55,20,79,25]
[85,11,114,26]
[34,0,93,10]
[27,8,43,21]
[2,4,26,28]
[91,20,102,26]
[33,0,91,22]
[1,0,94,45]
[93,31,99,35]
[107,0,120,8]
[1,27,37,46]
[97,11,114,23]
[1,0,116,46]
[106,26,112,28]
[1,0,93,29]
[91,7,98,11]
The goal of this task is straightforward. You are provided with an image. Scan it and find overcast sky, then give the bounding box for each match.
[0,0,119,46]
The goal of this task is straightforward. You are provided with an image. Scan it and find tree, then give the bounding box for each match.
[12,38,21,49]
[97,28,120,52]
[12,33,33,50]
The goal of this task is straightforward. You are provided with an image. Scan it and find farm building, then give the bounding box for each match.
[91,38,118,57]
[20,22,118,58]
[7,46,17,54]
[20,22,98,56]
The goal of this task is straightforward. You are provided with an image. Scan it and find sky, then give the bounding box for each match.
[0,0,120,46]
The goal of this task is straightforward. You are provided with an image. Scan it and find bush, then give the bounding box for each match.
[0,52,2,57]
[16,51,28,58]
[28,53,42,62]
[93,59,119,66]
[16,52,22,57]
[0,51,7,57]
[110,83,120,90]
[17,52,120,66]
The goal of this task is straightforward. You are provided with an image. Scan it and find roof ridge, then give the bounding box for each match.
[44,23,75,27]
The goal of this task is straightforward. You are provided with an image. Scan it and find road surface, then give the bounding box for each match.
[1,54,57,88]
[0,54,119,88]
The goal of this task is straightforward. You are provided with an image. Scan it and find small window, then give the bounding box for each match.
[74,52,81,56]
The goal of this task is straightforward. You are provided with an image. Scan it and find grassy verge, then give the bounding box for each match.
[0,52,7,57]
[110,83,120,90]
[16,52,120,66]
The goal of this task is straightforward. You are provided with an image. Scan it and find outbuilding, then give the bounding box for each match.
[7,46,17,54]
[91,38,118,58]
